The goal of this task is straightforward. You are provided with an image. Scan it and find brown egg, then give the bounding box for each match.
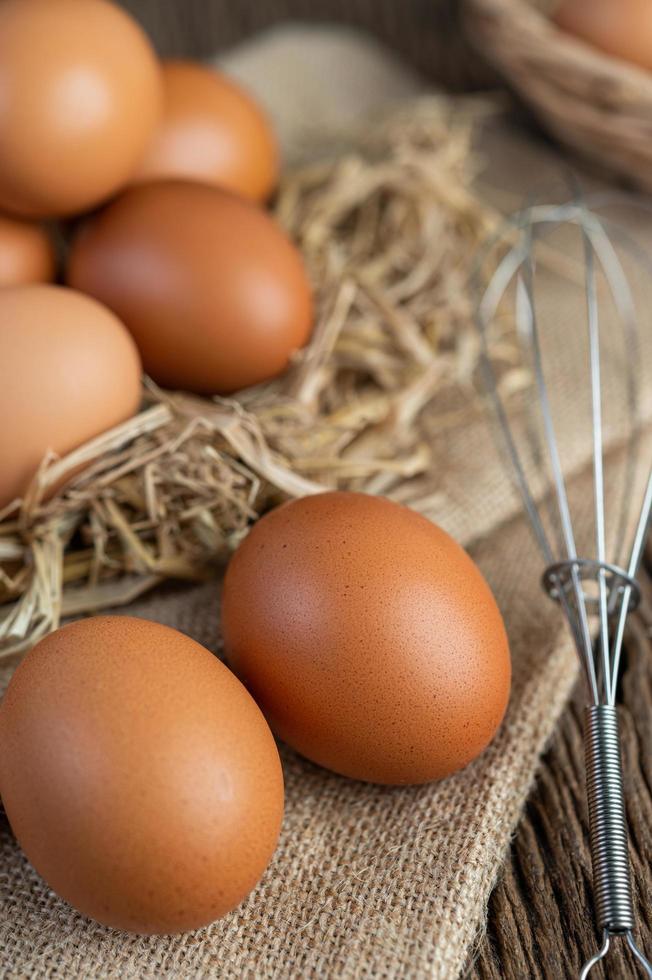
[0,285,142,508]
[0,616,284,934]
[0,214,56,287]
[67,181,313,394]
[554,0,652,71]
[131,60,279,203]
[222,492,511,785]
[0,0,162,218]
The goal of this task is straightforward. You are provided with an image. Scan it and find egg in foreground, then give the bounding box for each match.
[0,214,56,287]
[68,181,313,394]
[132,60,279,202]
[0,285,142,509]
[0,617,284,934]
[222,491,511,785]
[0,0,162,217]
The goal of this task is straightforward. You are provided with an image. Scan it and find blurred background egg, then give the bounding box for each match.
[131,60,279,203]
[0,214,56,287]
[0,0,162,218]
[0,616,284,934]
[222,491,511,785]
[67,181,313,394]
[554,0,652,71]
[0,285,142,508]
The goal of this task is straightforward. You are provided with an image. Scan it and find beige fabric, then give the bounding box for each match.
[0,519,579,980]
[1,28,651,980]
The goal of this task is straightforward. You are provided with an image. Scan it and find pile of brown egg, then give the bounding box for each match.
[0,0,311,510]
[0,0,511,940]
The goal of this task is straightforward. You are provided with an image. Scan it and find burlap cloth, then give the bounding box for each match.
[1,28,651,979]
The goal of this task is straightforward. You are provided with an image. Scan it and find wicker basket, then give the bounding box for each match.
[465,0,652,192]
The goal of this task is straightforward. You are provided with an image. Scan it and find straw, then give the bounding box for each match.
[0,98,510,659]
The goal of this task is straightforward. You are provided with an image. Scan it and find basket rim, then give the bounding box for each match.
[467,0,652,96]
[465,0,652,191]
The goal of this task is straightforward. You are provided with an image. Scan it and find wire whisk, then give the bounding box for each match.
[474,195,652,978]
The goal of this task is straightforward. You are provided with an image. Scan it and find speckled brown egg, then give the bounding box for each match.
[0,616,284,934]
[0,214,56,286]
[131,60,279,202]
[0,0,162,217]
[67,180,313,394]
[222,491,511,785]
[0,285,142,509]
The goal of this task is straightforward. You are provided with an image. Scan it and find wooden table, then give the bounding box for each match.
[473,561,652,979]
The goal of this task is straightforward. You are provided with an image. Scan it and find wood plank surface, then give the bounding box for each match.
[472,558,652,979]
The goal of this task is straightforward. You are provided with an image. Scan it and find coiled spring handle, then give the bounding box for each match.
[580,706,652,978]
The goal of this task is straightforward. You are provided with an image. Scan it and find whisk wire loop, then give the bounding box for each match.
[579,931,610,980]
[610,469,652,701]
[474,195,652,978]
[582,229,613,705]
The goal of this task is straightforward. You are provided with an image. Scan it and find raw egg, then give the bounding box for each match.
[0,285,142,509]
[0,616,284,934]
[0,0,162,217]
[131,60,279,202]
[0,214,56,287]
[554,0,652,72]
[222,491,511,785]
[67,181,313,394]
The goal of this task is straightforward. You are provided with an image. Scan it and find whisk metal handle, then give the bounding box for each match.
[581,705,652,977]
[584,704,634,933]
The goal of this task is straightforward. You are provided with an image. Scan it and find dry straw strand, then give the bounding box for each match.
[0,97,507,660]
